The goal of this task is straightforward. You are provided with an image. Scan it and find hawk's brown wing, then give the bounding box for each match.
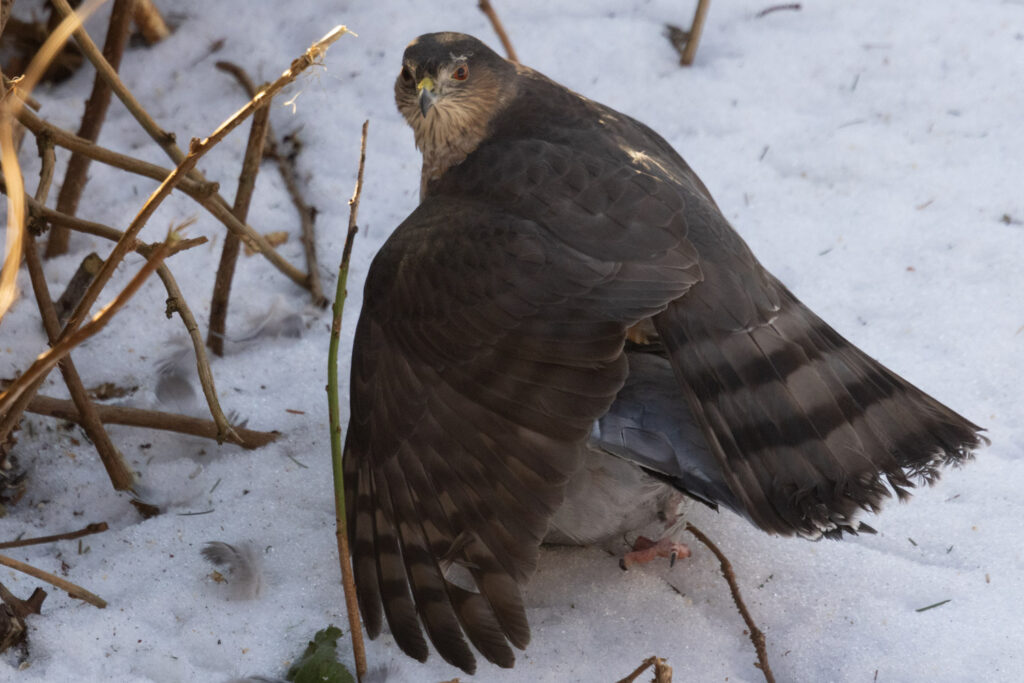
[344,145,701,673]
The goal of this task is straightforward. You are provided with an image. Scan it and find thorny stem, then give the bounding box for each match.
[328,119,369,681]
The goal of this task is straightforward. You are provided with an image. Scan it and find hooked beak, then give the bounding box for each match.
[417,77,437,117]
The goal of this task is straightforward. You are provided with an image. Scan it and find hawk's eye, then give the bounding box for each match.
[400,66,414,85]
[452,65,469,81]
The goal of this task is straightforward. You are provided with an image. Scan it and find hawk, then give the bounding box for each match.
[343,32,984,674]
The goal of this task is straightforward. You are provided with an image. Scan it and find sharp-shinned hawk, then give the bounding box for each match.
[343,32,984,674]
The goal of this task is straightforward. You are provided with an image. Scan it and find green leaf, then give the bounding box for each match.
[286,625,355,683]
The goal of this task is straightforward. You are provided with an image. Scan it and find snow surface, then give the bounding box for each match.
[2,1,1022,681]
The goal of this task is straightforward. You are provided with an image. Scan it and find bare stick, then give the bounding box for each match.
[24,393,279,449]
[208,100,271,356]
[14,104,313,287]
[0,239,172,415]
[51,0,335,300]
[215,61,327,307]
[15,104,215,195]
[47,0,136,258]
[24,108,136,491]
[25,228,136,490]
[685,523,775,683]
[328,120,368,681]
[132,0,169,45]
[155,263,236,441]
[44,26,350,429]
[21,191,206,259]
[478,0,518,62]
[2,73,42,111]
[0,0,100,319]
[756,4,801,19]
[617,656,658,683]
[51,0,181,163]
[0,522,109,550]
[0,553,106,608]
[681,0,712,66]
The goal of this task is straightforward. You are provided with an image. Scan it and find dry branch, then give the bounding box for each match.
[617,655,673,683]
[47,0,136,258]
[0,522,109,550]
[678,0,712,66]
[208,99,271,356]
[24,393,280,449]
[328,119,369,681]
[756,4,802,19]
[19,25,352,441]
[0,553,106,608]
[22,134,136,490]
[52,0,326,297]
[0,238,173,416]
[215,60,327,307]
[13,78,314,290]
[50,0,180,162]
[478,0,518,62]
[685,523,775,683]
[24,230,136,490]
[132,0,169,44]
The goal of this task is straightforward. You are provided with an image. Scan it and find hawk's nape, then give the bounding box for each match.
[343,31,985,674]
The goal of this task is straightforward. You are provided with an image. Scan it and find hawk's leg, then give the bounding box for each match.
[619,535,691,570]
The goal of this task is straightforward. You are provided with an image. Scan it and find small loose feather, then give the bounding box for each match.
[201,541,265,600]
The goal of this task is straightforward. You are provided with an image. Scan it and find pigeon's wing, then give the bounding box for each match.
[345,167,700,673]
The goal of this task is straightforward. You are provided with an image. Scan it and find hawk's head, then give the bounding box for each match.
[395,33,517,184]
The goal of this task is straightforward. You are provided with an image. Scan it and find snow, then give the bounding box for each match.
[2,1,1022,681]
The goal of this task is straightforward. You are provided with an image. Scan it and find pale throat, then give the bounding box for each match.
[411,100,492,200]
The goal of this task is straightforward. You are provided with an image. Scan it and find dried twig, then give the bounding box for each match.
[14,105,215,195]
[21,135,136,489]
[156,262,236,442]
[18,25,351,442]
[756,4,802,19]
[208,97,271,356]
[54,252,102,324]
[132,0,170,44]
[24,393,280,449]
[0,522,109,550]
[24,226,136,489]
[215,60,327,307]
[51,0,322,296]
[13,100,316,288]
[679,0,712,66]
[0,238,173,416]
[50,0,180,162]
[0,553,106,608]
[685,523,775,683]
[328,119,368,681]
[477,0,518,62]
[47,0,136,258]
[617,655,673,683]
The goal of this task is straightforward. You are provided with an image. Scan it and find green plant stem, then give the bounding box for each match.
[328,120,369,681]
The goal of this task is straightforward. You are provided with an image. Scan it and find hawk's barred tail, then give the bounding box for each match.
[655,279,985,539]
